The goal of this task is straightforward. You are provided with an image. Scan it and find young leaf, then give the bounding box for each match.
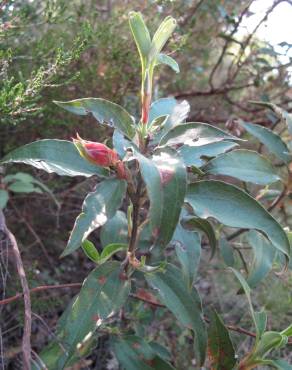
[54,98,136,139]
[63,179,126,256]
[254,310,267,339]
[159,122,241,147]
[173,223,201,288]
[203,149,280,185]
[39,262,131,369]
[239,121,291,163]
[1,140,108,177]
[112,335,175,370]
[149,16,177,61]
[146,263,207,365]
[186,181,290,259]
[207,310,236,370]
[81,239,99,263]
[180,140,238,167]
[135,148,186,247]
[181,216,217,259]
[128,11,151,66]
[156,53,180,73]
[253,331,288,358]
[99,243,128,264]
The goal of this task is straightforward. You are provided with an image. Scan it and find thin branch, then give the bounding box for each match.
[2,280,292,344]
[0,210,31,370]
[0,282,82,306]
[175,83,254,99]
[179,0,205,27]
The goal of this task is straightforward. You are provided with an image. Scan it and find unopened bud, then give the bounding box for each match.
[73,134,119,167]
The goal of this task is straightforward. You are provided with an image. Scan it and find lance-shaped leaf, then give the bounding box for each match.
[239,121,291,163]
[181,216,217,259]
[54,98,136,139]
[180,140,238,167]
[129,11,151,66]
[0,140,108,177]
[63,179,126,256]
[156,53,180,73]
[112,335,175,370]
[149,16,177,61]
[146,264,207,365]
[135,149,186,247]
[246,231,276,288]
[160,122,241,147]
[38,262,131,369]
[203,149,280,185]
[207,310,236,370]
[186,181,290,259]
[173,221,201,288]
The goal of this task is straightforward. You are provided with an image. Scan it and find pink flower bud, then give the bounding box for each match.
[73,134,119,167]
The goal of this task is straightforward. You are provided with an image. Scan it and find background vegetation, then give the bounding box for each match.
[1,0,292,369]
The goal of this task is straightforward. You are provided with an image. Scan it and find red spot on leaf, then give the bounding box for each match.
[98,276,106,284]
[92,315,100,322]
[132,342,141,349]
[159,168,174,186]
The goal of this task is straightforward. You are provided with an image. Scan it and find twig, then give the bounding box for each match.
[0,282,82,306]
[2,280,292,344]
[175,83,254,99]
[0,210,31,370]
[179,0,205,27]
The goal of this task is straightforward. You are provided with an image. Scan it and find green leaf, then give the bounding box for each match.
[180,140,238,167]
[156,53,180,73]
[280,324,292,337]
[207,310,236,370]
[229,268,258,336]
[99,243,128,264]
[8,181,42,193]
[146,263,207,365]
[128,11,151,66]
[149,98,189,142]
[270,359,292,369]
[54,98,136,139]
[39,262,130,369]
[100,210,128,247]
[203,149,280,185]
[160,122,241,147]
[1,140,107,177]
[112,335,175,370]
[254,331,288,358]
[173,221,201,288]
[81,239,99,263]
[149,16,177,61]
[63,179,126,256]
[219,238,235,267]
[239,121,291,163]
[186,181,290,259]
[181,216,217,259]
[246,231,276,288]
[254,310,267,339]
[135,148,186,247]
[0,189,9,209]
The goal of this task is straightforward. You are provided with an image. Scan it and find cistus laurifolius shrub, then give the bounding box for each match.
[2,11,292,370]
